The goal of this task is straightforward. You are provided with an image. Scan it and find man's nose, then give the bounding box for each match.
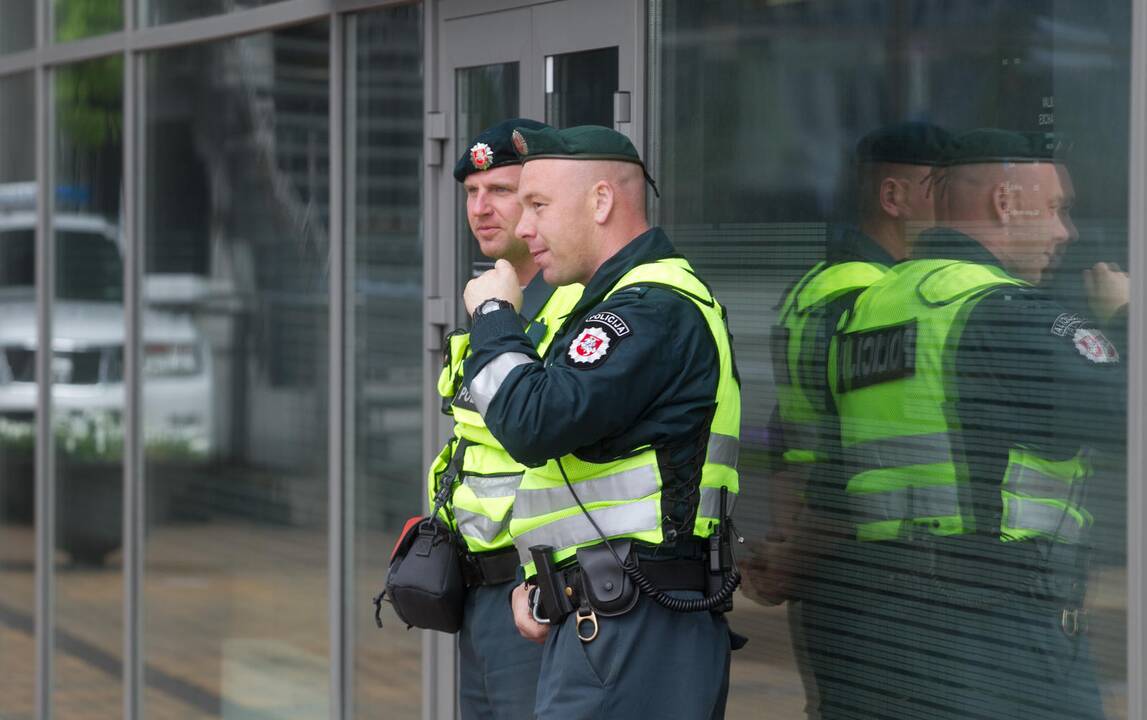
[515,212,535,240]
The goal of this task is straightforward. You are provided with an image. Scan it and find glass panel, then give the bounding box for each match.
[0,70,37,720]
[141,21,330,718]
[52,55,124,718]
[455,62,519,285]
[143,0,284,28]
[651,2,1130,718]
[348,6,424,716]
[55,0,123,42]
[544,46,617,128]
[1,1,35,53]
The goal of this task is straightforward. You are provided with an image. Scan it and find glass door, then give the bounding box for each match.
[426,1,641,716]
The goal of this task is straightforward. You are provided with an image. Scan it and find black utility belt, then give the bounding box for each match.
[527,542,709,642]
[462,547,520,587]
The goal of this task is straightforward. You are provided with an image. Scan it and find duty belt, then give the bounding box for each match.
[462,547,520,587]
[528,556,708,640]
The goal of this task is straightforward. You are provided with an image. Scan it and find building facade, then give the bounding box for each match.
[0,0,1144,718]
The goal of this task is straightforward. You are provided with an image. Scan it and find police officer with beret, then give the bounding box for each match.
[427,118,581,719]
[460,124,741,719]
[742,122,951,718]
[824,128,1127,719]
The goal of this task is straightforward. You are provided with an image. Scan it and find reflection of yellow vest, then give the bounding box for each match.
[428,283,583,554]
[830,260,1092,543]
[508,258,741,578]
[774,260,887,464]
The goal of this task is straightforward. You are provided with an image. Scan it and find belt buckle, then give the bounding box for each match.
[528,586,551,625]
[1060,607,1087,637]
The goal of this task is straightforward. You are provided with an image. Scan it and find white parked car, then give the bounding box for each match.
[0,183,214,465]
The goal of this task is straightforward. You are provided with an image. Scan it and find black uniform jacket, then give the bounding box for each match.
[464,228,722,541]
[913,228,1126,548]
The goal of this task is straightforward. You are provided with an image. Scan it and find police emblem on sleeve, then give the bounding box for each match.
[1072,327,1119,364]
[569,327,611,365]
[469,142,494,170]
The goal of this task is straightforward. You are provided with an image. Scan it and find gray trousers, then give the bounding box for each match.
[535,593,731,720]
[458,580,544,720]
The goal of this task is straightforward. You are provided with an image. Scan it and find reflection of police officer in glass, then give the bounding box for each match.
[428,119,581,720]
[461,125,740,719]
[742,123,951,718]
[826,129,1127,719]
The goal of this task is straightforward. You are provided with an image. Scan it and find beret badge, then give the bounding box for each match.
[469,142,494,171]
[511,129,529,156]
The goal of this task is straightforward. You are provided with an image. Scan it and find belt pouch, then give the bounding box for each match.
[576,541,639,617]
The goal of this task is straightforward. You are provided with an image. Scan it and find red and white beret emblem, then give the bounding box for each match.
[469,142,494,170]
[512,129,529,156]
[568,327,610,364]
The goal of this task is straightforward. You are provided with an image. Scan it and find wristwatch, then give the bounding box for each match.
[473,298,514,321]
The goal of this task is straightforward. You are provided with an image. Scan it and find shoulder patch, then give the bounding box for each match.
[585,311,631,337]
[568,326,612,366]
[1072,327,1119,364]
[1051,312,1087,338]
[565,310,633,370]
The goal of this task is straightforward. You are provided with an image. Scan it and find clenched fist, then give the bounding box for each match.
[1083,261,1130,323]
[464,258,524,316]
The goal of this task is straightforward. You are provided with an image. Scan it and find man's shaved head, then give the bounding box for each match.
[515,158,651,285]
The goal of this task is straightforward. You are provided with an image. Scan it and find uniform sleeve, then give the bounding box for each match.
[955,288,1126,459]
[463,287,720,466]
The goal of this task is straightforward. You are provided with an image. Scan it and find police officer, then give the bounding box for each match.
[460,125,741,719]
[742,122,951,718]
[825,129,1127,719]
[428,118,581,720]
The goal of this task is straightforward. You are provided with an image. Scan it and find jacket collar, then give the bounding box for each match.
[826,224,898,266]
[568,226,678,318]
[913,227,1007,269]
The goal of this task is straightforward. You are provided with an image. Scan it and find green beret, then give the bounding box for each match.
[453,118,548,182]
[511,124,644,165]
[855,122,952,166]
[942,128,1071,166]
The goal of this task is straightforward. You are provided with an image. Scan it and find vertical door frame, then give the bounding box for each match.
[421,1,645,717]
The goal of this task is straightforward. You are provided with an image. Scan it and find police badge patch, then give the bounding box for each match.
[568,327,611,366]
[469,142,494,171]
[1072,327,1119,364]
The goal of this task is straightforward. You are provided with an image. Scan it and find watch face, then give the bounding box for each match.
[479,299,502,315]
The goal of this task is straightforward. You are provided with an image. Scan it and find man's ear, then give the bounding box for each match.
[992,181,1013,224]
[592,180,614,224]
[878,177,907,218]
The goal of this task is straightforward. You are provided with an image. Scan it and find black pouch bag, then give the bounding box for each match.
[375,440,470,633]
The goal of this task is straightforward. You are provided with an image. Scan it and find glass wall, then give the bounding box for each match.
[650,1,1131,718]
[143,0,286,29]
[0,70,37,720]
[347,7,424,715]
[56,0,124,42]
[1,2,36,54]
[53,54,125,719]
[141,21,331,718]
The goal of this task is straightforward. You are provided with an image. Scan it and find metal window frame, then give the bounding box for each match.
[10,1,420,720]
[1128,0,1146,718]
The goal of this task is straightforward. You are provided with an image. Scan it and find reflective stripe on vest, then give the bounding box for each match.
[513,499,663,565]
[833,260,1090,544]
[429,283,584,554]
[512,257,741,577]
